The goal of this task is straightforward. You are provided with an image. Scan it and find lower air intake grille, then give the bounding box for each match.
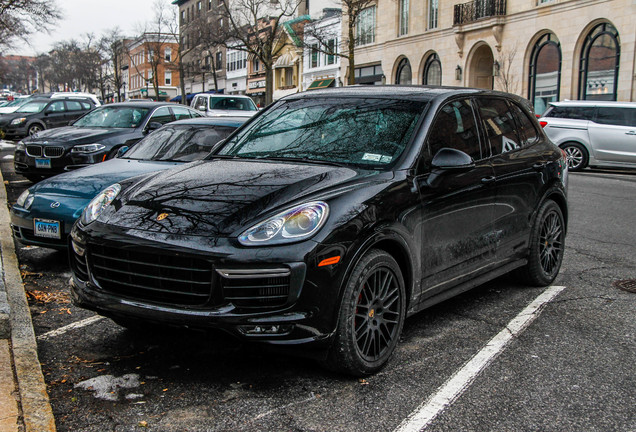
[88,244,214,306]
[217,268,291,309]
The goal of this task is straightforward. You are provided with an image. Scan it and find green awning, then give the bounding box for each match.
[307,78,335,90]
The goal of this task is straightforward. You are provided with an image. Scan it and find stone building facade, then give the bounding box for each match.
[351,0,635,113]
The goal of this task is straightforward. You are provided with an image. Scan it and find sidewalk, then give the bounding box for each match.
[0,168,56,432]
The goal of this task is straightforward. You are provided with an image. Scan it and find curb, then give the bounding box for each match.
[0,168,57,432]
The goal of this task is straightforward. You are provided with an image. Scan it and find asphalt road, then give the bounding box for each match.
[1,139,635,432]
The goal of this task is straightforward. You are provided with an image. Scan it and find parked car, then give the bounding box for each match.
[11,116,247,249]
[70,86,568,376]
[0,97,97,139]
[539,100,636,171]
[13,101,203,181]
[0,96,32,114]
[48,92,101,107]
[191,93,259,117]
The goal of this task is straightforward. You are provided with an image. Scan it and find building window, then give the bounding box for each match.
[285,68,294,87]
[181,10,185,23]
[253,58,260,72]
[423,53,441,85]
[326,39,337,65]
[528,33,561,115]
[356,6,376,46]
[311,44,319,68]
[165,48,172,62]
[395,58,412,84]
[208,0,212,9]
[399,0,409,36]
[579,22,620,101]
[197,0,201,12]
[165,71,172,85]
[428,0,438,29]
[216,52,223,70]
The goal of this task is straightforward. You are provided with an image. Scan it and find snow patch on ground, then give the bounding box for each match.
[75,374,141,401]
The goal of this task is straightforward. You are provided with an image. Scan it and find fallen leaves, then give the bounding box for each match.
[26,289,71,304]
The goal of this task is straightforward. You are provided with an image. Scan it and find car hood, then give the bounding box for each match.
[105,159,373,237]
[30,158,182,200]
[24,126,132,145]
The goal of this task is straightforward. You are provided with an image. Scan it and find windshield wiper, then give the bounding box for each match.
[264,156,351,168]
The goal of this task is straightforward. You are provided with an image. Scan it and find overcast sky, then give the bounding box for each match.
[10,0,168,56]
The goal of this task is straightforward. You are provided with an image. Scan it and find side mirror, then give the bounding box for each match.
[145,122,163,133]
[116,146,129,158]
[431,148,475,171]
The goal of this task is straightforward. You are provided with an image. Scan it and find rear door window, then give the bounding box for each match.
[148,107,174,125]
[171,106,194,120]
[476,98,521,155]
[509,102,540,147]
[65,101,85,111]
[595,107,636,127]
[545,106,595,120]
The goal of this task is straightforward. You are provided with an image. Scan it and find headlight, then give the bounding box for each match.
[16,141,25,151]
[16,189,34,209]
[10,118,26,125]
[71,144,106,154]
[80,183,121,225]
[239,201,329,246]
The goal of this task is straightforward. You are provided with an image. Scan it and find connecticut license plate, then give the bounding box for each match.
[34,218,61,239]
[35,158,51,169]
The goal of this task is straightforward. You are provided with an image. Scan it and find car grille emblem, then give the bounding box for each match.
[157,213,169,221]
[50,201,61,208]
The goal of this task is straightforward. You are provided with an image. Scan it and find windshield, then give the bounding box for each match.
[124,124,237,162]
[4,98,29,108]
[210,96,257,111]
[217,97,427,168]
[16,101,48,113]
[73,106,149,128]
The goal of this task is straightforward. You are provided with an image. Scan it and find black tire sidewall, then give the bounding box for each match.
[328,249,406,376]
[525,200,565,286]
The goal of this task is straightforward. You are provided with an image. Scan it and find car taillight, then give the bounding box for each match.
[539,121,548,128]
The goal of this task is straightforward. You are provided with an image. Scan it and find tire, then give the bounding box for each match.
[516,200,565,287]
[28,123,44,136]
[561,142,588,171]
[325,249,406,376]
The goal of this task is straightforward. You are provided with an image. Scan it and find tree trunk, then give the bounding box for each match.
[265,65,274,105]
[347,21,356,85]
[179,63,188,105]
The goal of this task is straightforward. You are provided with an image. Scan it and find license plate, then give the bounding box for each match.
[35,158,51,169]
[34,219,61,239]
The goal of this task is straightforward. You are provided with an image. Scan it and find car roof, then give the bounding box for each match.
[168,117,249,127]
[97,101,183,109]
[550,100,636,108]
[285,85,521,103]
[195,94,253,99]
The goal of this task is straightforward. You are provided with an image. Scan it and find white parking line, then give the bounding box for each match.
[3,154,14,159]
[37,316,106,341]
[394,285,566,432]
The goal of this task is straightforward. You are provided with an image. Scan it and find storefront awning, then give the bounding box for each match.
[273,53,298,68]
[307,78,335,90]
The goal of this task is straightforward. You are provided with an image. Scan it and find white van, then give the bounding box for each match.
[191,94,258,117]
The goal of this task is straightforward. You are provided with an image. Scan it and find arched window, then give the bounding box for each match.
[395,58,412,84]
[528,33,561,115]
[422,53,442,85]
[579,22,620,101]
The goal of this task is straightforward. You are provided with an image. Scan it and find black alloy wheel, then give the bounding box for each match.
[516,200,565,286]
[326,249,406,376]
[561,142,588,171]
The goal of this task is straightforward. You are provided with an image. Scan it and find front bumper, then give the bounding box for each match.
[10,200,83,249]
[14,147,109,177]
[69,221,350,347]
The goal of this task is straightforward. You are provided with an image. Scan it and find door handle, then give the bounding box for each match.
[481,176,496,184]
[626,131,636,136]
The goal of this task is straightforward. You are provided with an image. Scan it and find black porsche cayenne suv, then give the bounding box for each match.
[69,86,568,376]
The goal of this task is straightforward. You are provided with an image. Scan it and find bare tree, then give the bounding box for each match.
[99,29,128,102]
[218,0,302,104]
[0,0,61,49]
[495,45,518,94]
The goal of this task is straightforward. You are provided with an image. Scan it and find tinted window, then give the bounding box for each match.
[545,106,595,120]
[172,106,194,120]
[477,98,521,155]
[595,107,636,127]
[219,97,426,169]
[428,99,482,160]
[148,107,173,125]
[47,101,66,112]
[80,101,92,110]
[210,97,257,111]
[509,103,540,147]
[66,101,84,111]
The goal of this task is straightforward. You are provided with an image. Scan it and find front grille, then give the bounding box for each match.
[43,146,64,158]
[26,145,42,157]
[217,268,291,309]
[88,244,214,306]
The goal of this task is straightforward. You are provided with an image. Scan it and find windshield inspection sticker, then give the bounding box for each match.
[380,155,393,163]
[362,153,382,162]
